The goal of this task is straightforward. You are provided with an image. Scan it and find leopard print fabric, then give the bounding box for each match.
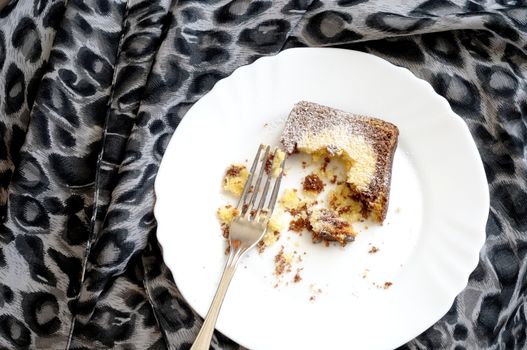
[0,0,525,349]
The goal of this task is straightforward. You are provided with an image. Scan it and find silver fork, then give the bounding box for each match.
[190,144,285,350]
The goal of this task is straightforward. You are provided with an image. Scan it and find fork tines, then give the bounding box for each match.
[237,144,285,221]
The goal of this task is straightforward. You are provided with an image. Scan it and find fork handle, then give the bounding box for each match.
[191,250,242,350]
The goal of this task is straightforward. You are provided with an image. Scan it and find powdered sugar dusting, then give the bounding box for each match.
[280,101,388,154]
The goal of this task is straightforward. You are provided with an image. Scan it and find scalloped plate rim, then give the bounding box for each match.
[154,48,489,350]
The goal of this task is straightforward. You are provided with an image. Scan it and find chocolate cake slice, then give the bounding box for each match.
[280,101,399,222]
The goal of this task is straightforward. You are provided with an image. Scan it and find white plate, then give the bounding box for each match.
[155,48,489,350]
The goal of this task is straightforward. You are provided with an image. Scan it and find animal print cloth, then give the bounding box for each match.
[0,0,525,349]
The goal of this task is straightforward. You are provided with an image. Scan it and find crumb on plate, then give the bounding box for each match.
[280,188,303,211]
[274,246,292,276]
[293,268,303,283]
[302,173,325,194]
[223,164,249,197]
[368,246,379,254]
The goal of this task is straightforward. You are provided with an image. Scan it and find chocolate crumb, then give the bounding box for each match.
[368,246,379,254]
[383,282,393,289]
[256,241,265,254]
[274,246,291,276]
[226,165,242,177]
[302,161,307,169]
[289,217,308,232]
[287,203,307,216]
[221,224,230,238]
[265,153,274,174]
[303,174,325,193]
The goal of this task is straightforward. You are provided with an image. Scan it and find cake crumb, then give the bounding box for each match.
[289,217,309,232]
[368,246,379,254]
[223,164,249,197]
[302,161,307,169]
[280,188,302,211]
[221,225,230,238]
[383,282,393,289]
[308,207,356,246]
[395,207,401,213]
[270,148,285,177]
[288,203,308,217]
[302,173,325,193]
[293,268,303,283]
[217,205,240,238]
[226,166,241,177]
[274,246,292,276]
[256,241,265,254]
[265,153,274,174]
[217,205,239,225]
[261,210,285,249]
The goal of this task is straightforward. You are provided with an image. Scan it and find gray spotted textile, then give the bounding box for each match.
[0,0,525,349]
